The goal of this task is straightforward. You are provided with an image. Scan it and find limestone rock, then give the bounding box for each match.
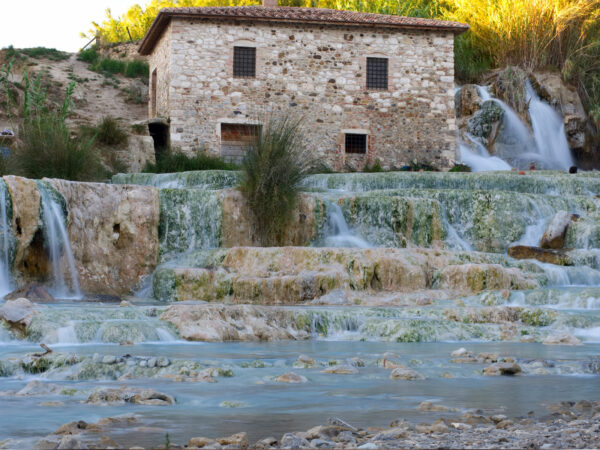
[540,211,575,250]
[220,189,324,247]
[0,298,37,330]
[456,85,483,117]
[543,333,582,346]
[3,176,42,278]
[390,368,425,381]
[188,436,216,448]
[280,433,310,449]
[507,245,572,266]
[5,284,55,303]
[483,362,522,376]
[116,134,155,173]
[47,179,160,295]
[217,432,248,448]
[275,372,308,384]
[321,365,359,375]
[417,401,452,412]
[57,435,87,450]
[85,387,174,405]
[161,304,308,342]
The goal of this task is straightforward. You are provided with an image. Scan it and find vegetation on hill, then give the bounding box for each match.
[86,0,600,119]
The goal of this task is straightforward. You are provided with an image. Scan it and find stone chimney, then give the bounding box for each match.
[263,0,278,6]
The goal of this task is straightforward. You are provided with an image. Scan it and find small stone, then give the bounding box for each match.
[390,368,425,380]
[417,401,450,412]
[216,432,248,448]
[157,357,170,367]
[280,433,310,449]
[57,435,87,449]
[543,333,582,346]
[347,357,365,367]
[496,419,513,429]
[491,414,508,423]
[310,438,336,448]
[102,355,116,364]
[357,444,378,450]
[275,372,308,383]
[483,362,522,376]
[327,417,358,432]
[451,347,469,357]
[120,300,132,307]
[321,365,359,375]
[147,357,157,368]
[451,422,472,430]
[297,354,316,366]
[189,436,215,448]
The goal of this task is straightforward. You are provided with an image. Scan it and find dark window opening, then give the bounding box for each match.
[220,123,261,162]
[345,133,367,154]
[366,57,388,90]
[233,46,256,78]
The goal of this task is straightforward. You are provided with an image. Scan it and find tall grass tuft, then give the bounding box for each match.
[143,147,238,173]
[239,116,311,246]
[15,113,104,181]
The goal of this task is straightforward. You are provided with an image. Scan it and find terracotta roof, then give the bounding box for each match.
[139,6,469,55]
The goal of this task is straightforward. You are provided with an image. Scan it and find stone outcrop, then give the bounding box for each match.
[116,134,155,173]
[540,211,575,249]
[85,387,174,405]
[47,179,160,295]
[154,247,541,303]
[455,84,483,118]
[0,298,37,333]
[220,189,324,247]
[507,245,572,266]
[3,176,43,278]
[160,303,310,341]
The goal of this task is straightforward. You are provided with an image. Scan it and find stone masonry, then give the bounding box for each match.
[142,6,467,170]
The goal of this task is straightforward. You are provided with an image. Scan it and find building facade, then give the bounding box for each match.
[140,3,468,170]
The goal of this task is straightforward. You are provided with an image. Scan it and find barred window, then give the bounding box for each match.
[345,133,367,154]
[233,46,256,78]
[366,57,388,90]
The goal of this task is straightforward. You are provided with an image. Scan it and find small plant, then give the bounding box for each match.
[164,432,170,450]
[96,116,128,147]
[363,159,384,172]
[449,163,472,172]
[143,147,237,173]
[78,47,99,64]
[240,115,312,246]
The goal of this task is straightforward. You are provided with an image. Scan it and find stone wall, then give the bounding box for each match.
[149,23,172,119]
[150,18,457,170]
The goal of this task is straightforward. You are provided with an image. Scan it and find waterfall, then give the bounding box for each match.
[38,184,81,299]
[322,202,371,248]
[459,83,575,172]
[526,81,575,170]
[0,181,14,297]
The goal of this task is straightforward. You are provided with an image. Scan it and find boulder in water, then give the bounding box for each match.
[543,333,582,346]
[456,84,483,117]
[216,432,249,448]
[85,387,174,405]
[540,211,575,250]
[507,245,572,266]
[0,298,37,332]
[188,436,216,448]
[5,284,55,303]
[275,372,308,384]
[390,368,425,380]
[322,365,359,375]
[483,362,522,376]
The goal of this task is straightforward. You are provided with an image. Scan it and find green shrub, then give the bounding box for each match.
[20,47,70,61]
[124,60,149,78]
[143,148,237,173]
[239,116,312,246]
[78,47,99,64]
[449,163,472,172]
[363,159,384,172]
[97,116,128,147]
[14,113,104,181]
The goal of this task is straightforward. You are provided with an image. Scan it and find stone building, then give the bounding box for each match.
[139,0,468,170]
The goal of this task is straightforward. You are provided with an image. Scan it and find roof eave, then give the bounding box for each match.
[139,11,469,56]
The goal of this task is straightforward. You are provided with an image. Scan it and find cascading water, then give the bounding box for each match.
[321,202,371,248]
[459,82,575,171]
[526,80,575,170]
[38,184,81,299]
[0,181,14,297]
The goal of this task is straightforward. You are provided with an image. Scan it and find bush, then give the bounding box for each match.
[449,163,472,172]
[20,47,70,61]
[96,116,128,147]
[14,113,104,181]
[143,148,237,173]
[124,60,149,78]
[78,47,99,64]
[363,159,384,173]
[239,116,312,246]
